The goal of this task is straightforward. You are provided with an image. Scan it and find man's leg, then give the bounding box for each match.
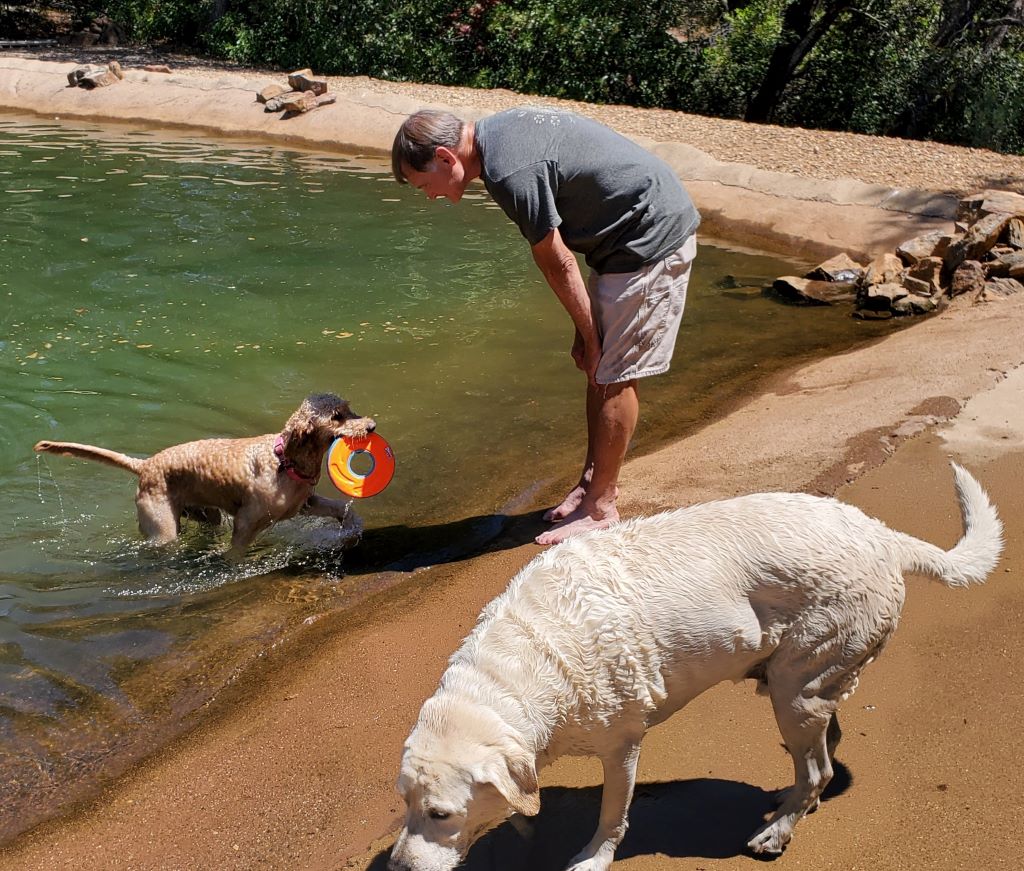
[535,379,637,546]
[542,390,597,522]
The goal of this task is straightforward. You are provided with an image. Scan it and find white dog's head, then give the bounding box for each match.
[388,697,540,871]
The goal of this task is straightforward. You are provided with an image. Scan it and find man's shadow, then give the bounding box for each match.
[366,763,852,869]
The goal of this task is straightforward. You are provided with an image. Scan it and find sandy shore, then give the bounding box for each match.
[1,55,1023,871]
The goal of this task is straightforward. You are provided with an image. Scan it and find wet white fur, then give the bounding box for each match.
[390,464,1002,871]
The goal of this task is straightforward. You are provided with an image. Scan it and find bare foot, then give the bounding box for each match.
[535,506,619,546]
[542,483,586,522]
[543,482,619,523]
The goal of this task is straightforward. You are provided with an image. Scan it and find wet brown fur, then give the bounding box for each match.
[34,393,374,555]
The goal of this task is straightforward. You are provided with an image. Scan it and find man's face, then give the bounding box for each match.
[403,147,467,204]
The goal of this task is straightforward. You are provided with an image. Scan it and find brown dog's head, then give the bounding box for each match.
[280,392,375,457]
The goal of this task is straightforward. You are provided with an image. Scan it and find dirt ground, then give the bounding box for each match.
[1,53,1023,871]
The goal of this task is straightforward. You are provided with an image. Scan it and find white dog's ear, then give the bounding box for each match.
[488,750,540,817]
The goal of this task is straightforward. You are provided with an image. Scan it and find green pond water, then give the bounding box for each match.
[0,113,897,840]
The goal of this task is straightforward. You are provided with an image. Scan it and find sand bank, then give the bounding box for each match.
[1,56,1022,871]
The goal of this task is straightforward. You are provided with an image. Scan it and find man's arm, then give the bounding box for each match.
[531,228,600,384]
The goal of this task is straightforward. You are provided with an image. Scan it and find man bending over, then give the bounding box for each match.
[392,107,700,545]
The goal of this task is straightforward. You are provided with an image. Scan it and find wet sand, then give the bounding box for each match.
[1,57,1023,870]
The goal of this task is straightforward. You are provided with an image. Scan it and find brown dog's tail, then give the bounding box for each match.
[34,440,144,476]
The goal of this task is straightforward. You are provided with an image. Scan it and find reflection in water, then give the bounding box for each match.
[0,114,896,842]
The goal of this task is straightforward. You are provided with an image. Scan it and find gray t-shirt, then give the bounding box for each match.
[475,107,700,274]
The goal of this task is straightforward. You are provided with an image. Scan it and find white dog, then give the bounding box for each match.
[389,464,1002,870]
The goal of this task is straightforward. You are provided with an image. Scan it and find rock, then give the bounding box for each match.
[257,83,289,104]
[281,91,318,113]
[950,260,987,297]
[896,231,953,266]
[78,68,120,88]
[863,253,904,287]
[977,277,1023,302]
[862,282,907,310]
[67,31,99,47]
[287,71,328,96]
[909,295,939,314]
[715,275,770,290]
[68,62,122,89]
[143,64,172,74]
[958,189,1024,224]
[264,90,302,112]
[281,92,337,115]
[906,256,944,294]
[985,250,1024,278]
[67,65,99,86]
[806,252,864,282]
[892,294,937,316]
[91,15,126,46]
[1006,217,1024,249]
[853,308,893,320]
[773,276,856,304]
[901,275,933,296]
[945,212,1012,270]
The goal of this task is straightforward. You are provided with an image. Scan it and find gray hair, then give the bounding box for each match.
[391,110,465,184]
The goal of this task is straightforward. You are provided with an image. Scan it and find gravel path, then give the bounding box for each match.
[8,45,1024,196]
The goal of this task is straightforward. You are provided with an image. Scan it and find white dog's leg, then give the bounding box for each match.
[749,684,834,856]
[566,739,642,871]
[772,711,842,815]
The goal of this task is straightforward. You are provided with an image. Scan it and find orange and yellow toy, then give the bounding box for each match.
[327,433,395,498]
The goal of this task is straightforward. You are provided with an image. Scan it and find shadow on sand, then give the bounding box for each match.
[340,508,547,577]
[365,763,852,870]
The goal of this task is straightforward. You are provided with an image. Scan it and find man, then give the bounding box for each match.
[392,107,700,545]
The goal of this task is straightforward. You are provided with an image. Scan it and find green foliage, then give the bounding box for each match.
[76,0,1024,155]
[690,1,784,117]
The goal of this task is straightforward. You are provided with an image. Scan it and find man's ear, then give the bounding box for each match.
[487,750,540,817]
[434,145,457,167]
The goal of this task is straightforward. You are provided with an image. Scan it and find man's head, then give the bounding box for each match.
[391,110,476,203]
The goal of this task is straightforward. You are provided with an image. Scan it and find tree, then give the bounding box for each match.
[743,0,854,123]
[893,0,1024,139]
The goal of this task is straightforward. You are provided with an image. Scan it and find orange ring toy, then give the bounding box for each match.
[327,433,395,498]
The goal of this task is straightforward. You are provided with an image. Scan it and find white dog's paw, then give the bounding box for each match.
[565,859,613,871]
[747,818,793,856]
[565,846,614,871]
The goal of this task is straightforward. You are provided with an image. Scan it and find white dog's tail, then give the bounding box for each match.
[896,463,1003,588]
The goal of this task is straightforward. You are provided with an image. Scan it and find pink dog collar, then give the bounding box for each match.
[273,434,320,485]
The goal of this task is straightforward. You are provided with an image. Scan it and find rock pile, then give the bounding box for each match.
[257,69,337,116]
[66,15,126,48]
[66,60,124,89]
[773,189,1024,318]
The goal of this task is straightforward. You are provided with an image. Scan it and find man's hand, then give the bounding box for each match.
[572,328,601,384]
[532,229,601,386]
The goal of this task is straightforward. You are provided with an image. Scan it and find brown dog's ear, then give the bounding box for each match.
[488,750,540,817]
[281,399,316,444]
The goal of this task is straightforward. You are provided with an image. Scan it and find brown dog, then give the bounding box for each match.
[34,393,374,555]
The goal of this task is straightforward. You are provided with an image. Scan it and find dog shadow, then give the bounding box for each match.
[366,765,852,869]
[341,508,548,576]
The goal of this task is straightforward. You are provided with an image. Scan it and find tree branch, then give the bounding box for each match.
[979,18,1024,27]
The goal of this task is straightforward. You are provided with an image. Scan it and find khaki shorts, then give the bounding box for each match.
[589,234,697,385]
